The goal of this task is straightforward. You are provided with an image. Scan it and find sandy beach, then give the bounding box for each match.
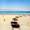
[0,15,30,30]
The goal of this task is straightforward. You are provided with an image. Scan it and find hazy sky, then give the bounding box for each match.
[0,0,30,11]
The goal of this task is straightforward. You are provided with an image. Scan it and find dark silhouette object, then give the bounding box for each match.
[12,18,18,21]
[15,16,19,18]
[11,21,20,28]
[11,18,20,30]
[3,16,5,22]
[19,16,22,17]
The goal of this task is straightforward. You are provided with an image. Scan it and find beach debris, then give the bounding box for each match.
[11,21,20,28]
[12,18,18,21]
[11,17,20,30]
[3,16,5,22]
[19,16,22,17]
[15,16,19,18]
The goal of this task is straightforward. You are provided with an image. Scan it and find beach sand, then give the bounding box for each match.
[0,15,30,30]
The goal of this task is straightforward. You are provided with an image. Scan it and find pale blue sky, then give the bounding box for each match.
[0,0,30,11]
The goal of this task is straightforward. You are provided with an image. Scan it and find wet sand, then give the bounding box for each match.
[0,15,30,30]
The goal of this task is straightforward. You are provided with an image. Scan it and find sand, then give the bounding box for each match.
[0,15,30,30]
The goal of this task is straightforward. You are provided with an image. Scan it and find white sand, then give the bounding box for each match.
[0,15,30,30]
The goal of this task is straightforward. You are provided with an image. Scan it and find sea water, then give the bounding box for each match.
[0,11,30,14]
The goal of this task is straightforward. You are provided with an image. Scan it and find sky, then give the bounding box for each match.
[0,0,30,11]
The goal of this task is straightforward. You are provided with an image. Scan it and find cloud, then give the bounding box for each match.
[0,8,30,11]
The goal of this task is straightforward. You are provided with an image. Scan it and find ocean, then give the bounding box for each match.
[0,11,30,14]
